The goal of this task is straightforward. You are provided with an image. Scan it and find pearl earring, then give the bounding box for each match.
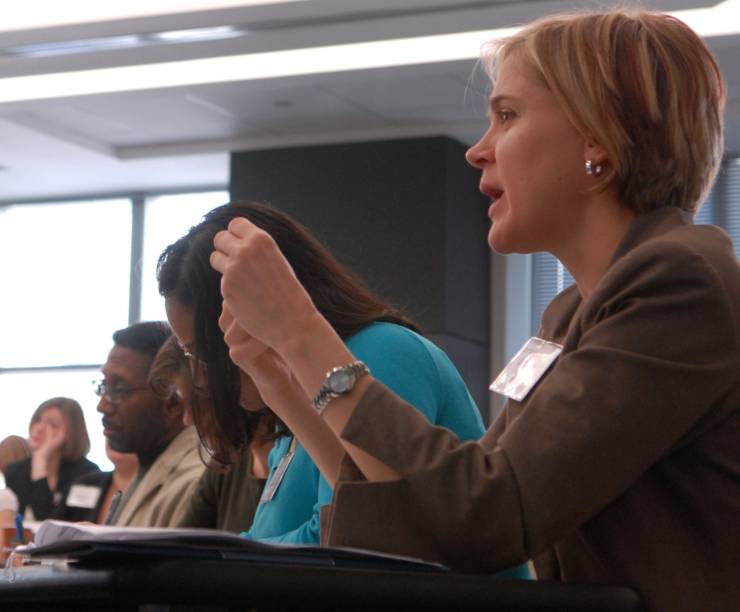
[585,160,603,177]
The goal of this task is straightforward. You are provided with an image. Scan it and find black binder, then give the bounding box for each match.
[21,520,448,572]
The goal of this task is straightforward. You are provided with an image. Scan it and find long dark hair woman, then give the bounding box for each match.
[157,201,529,575]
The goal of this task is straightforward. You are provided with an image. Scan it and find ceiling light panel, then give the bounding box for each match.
[2,26,247,59]
[0,28,517,104]
[0,2,736,105]
[0,0,308,33]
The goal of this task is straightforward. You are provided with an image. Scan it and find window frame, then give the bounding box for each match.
[0,184,226,379]
[0,185,227,470]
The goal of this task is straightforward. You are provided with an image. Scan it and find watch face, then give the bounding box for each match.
[328,370,354,393]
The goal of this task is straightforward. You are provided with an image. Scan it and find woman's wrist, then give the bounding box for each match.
[277,311,355,400]
[30,453,49,481]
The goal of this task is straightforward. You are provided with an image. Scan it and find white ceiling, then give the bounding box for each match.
[0,0,737,202]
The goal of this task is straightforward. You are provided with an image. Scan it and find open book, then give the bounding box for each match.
[20,520,447,572]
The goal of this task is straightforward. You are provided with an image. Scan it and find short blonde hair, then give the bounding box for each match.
[482,9,726,214]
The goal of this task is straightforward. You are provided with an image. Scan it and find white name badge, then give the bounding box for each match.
[66,484,103,509]
[260,450,295,504]
[490,336,563,402]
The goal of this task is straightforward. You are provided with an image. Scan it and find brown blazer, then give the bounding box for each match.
[324,207,740,612]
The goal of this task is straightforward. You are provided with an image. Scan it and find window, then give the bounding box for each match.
[0,189,227,470]
[0,369,101,462]
[0,200,132,367]
[140,191,229,321]
[530,253,574,333]
[530,155,740,332]
[0,198,134,469]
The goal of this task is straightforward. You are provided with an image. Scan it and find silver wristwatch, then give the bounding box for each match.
[312,361,370,413]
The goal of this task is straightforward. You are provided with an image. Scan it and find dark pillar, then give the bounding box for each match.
[230,136,491,419]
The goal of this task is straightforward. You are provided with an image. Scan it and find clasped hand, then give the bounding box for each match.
[210,217,317,352]
[211,218,316,411]
[36,426,66,460]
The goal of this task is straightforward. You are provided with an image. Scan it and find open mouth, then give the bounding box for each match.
[480,183,503,201]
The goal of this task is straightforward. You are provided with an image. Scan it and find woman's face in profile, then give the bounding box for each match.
[465,55,591,254]
[165,296,265,413]
[165,297,208,386]
[28,407,66,452]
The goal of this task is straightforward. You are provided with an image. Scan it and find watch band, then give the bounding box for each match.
[312,361,370,414]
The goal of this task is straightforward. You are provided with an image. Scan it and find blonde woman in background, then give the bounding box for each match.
[5,398,99,520]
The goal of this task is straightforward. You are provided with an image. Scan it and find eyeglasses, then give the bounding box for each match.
[92,379,149,405]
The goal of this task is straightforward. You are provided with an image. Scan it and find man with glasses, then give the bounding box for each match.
[95,321,203,527]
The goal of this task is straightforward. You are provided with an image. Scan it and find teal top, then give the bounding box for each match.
[242,322,531,579]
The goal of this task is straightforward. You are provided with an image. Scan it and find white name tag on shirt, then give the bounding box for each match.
[490,336,563,401]
[66,484,102,509]
[260,450,295,504]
